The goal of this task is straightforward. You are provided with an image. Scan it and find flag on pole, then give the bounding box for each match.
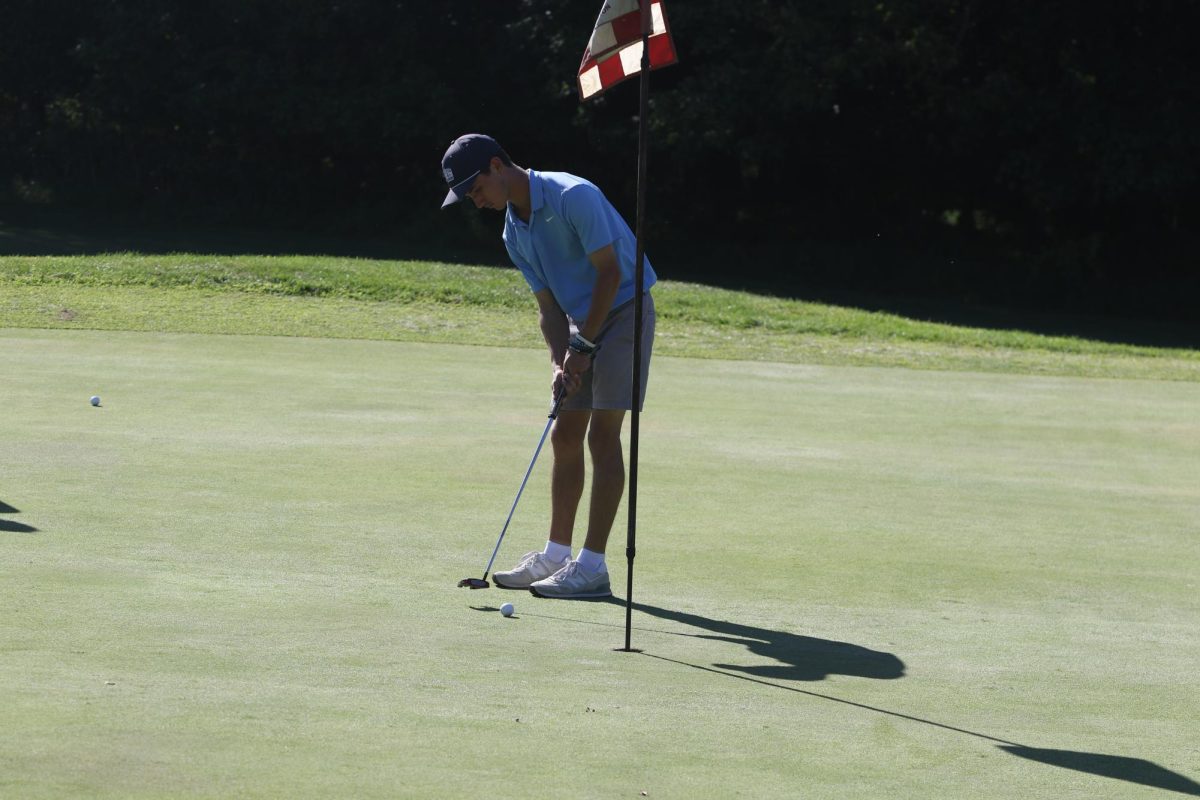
[578,0,678,101]
[577,0,677,652]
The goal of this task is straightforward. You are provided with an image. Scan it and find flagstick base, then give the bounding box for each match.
[613,648,644,654]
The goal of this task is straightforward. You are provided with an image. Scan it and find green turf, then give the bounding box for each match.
[3,254,1197,381]
[2,328,1197,799]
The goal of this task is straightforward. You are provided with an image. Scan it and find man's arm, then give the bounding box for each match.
[534,288,570,359]
[534,288,575,395]
[561,243,621,383]
[577,243,622,342]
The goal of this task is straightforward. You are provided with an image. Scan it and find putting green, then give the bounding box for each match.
[2,329,1197,799]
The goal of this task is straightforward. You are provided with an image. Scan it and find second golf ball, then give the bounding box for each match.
[500,603,514,617]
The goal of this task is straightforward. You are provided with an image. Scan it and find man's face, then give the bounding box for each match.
[465,160,504,210]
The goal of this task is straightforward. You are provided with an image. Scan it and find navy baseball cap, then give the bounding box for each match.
[440,134,501,208]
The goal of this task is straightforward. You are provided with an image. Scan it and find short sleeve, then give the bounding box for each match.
[561,183,618,257]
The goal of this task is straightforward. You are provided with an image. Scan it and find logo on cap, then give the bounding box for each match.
[440,133,502,209]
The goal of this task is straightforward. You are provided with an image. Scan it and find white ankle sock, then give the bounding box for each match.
[576,548,606,571]
[544,540,571,563]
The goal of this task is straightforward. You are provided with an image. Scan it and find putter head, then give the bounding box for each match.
[458,577,490,589]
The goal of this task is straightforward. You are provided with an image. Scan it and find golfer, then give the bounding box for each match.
[440,133,655,599]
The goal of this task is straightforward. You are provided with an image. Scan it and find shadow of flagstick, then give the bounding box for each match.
[485,600,1200,795]
[0,501,38,533]
[998,746,1200,796]
[644,654,1200,797]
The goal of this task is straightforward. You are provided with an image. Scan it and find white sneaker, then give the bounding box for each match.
[493,551,568,590]
[529,560,612,599]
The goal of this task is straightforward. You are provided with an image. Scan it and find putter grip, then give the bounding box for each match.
[549,384,568,419]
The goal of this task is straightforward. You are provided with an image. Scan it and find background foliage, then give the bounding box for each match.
[2,0,1195,315]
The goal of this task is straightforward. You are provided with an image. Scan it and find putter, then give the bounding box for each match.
[458,384,568,589]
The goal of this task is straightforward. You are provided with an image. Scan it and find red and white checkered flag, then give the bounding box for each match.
[578,0,678,101]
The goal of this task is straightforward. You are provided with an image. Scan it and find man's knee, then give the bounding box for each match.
[587,422,624,463]
[551,413,588,452]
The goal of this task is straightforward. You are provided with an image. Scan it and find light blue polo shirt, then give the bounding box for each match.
[503,170,655,321]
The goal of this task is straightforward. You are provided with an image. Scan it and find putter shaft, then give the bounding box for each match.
[473,386,568,584]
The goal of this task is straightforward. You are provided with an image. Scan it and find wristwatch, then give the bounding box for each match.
[568,333,598,356]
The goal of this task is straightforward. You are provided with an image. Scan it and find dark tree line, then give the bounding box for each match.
[2,0,1195,313]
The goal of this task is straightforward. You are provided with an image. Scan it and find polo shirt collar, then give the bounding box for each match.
[528,170,545,214]
[507,170,545,227]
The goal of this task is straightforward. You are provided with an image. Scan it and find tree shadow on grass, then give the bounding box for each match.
[4,208,1194,349]
[0,207,499,266]
[663,238,1199,347]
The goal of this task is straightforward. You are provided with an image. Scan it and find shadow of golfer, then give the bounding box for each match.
[630,601,904,682]
[479,596,1199,794]
[626,603,1198,796]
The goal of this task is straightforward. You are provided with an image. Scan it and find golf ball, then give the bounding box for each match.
[500,602,514,617]
[90,396,101,407]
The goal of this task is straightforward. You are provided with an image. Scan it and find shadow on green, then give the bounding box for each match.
[0,500,37,533]
[475,597,904,682]
[1000,747,1200,797]
[629,600,905,682]
[492,598,1200,797]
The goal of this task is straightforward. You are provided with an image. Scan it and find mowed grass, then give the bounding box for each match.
[2,253,1197,380]
[2,251,1199,797]
[2,329,1199,799]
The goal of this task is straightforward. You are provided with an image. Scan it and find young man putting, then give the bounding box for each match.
[440,133,656,599]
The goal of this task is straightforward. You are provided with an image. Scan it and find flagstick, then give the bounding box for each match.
[622,0,653,654]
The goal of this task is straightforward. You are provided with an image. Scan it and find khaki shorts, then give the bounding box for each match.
[564,293,656,412]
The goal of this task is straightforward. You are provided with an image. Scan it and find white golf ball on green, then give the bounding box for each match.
[500,602,514,617]
[90,396,101,407]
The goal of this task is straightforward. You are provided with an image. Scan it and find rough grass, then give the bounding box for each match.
[1,253,1196,381]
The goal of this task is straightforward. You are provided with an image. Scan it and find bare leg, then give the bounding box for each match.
[582,409,627,555]
[549,409,590,547]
